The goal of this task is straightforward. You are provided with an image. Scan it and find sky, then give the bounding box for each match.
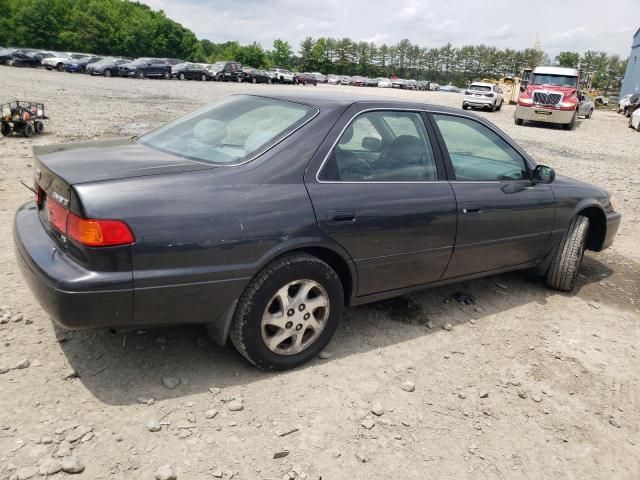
[141,0,639,58]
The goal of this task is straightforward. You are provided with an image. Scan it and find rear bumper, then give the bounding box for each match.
[463,96,494,107]
[515,105,574,124]
[14,202,133,329]
[602,212,622,250]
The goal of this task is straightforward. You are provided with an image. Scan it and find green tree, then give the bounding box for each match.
[270,39,293,68]
[555,51,580,68]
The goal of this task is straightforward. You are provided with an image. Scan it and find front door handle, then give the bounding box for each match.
[461,204,482,214]
[327,209,356,223]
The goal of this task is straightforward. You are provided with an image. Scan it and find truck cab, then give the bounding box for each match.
[514,66,582,130]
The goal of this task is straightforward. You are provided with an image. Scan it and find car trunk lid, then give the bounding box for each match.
[33,137,214,185]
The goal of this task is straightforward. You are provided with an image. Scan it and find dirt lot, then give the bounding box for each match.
[0,66,639,480]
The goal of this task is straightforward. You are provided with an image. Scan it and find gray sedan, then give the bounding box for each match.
[15,93,621,370]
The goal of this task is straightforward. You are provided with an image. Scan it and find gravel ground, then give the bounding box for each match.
[0,66,639,480]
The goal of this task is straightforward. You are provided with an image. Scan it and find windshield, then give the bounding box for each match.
[211,61,226,69]
[139,96,317,165]
[531,73,578,87]
[131,58,150,66]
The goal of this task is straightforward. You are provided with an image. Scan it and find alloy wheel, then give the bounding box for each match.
[261,279,329,355]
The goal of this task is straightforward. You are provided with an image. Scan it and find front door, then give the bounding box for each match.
[306,108,457,296]
[431,113,555,278]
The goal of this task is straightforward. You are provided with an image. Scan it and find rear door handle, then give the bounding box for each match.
[327,209,356,223]
[461,204,482,214]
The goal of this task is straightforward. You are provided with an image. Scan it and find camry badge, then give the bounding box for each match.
[51,191,69,206]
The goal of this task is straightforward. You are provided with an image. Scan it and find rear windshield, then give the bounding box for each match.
[531,73,577,87]
[138,96,317,165]
[469,85,491,92]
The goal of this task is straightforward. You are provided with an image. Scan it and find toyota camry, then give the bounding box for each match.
[14,93,621,370]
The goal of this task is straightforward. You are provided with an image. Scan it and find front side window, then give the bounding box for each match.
[433,115,528,181]
[139,96,317,165]
[320,111,438,181]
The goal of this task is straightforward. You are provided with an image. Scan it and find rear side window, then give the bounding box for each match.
[139,96,317,165]
[320,111,438,182]
[433,114,527,181]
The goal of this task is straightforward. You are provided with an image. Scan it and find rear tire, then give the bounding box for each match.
[462,104,468,110]
[515,118,523,125]
[34,120,44,134]
[56,63,63,71]
[496,100,503,111]
[104,68,112,77]
[201,74,207,81]
[23,123,34,138]
[1,122,11,136]
[229,253,344,370]
[179,72,185,81]
[586,109,593,119]
[545,216,590,292]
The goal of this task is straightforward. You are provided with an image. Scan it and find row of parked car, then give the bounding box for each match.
[0,47,319,84]
[0,47,460,91]
[619,93,640,131]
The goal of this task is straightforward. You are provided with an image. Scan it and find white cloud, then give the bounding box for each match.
[139,0,639,57]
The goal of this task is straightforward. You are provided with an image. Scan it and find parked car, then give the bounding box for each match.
[86,58,130,77]
[311,72,327,83]
[618,94,633,113]
[294,72,318,85]
[242,68,272,84]
[0,48,20,65]
[43,53,88,71]
[339,76,351,85]
[64,56,103,73]
[578,94,594,119]
[593,95,609,106]
[207,61,244,82]
[269,68,295,84]
[8,50,53,67]
[628,107,640,131]
[623,94,640,117]
[391,79,405,88]
[15,93,620,370]
[172,62,212,81]
[327,74,340,85]
[462,82,504,111]
[349,76,367,86]
[120,58,172,79]
[365,77,379,87]
[377,77,392,88]
[440,84,460,92]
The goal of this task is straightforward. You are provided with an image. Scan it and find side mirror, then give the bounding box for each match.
[362,136,381,151]
[532,165,555,184]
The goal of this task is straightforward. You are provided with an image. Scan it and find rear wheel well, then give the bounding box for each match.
[577,207,606,251]
[292,247,353,304]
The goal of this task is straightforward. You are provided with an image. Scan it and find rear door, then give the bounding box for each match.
[431,113,555,278]
[305,105,457,296]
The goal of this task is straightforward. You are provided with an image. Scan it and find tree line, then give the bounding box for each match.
[0,0,627,92]
[0,0,204,61]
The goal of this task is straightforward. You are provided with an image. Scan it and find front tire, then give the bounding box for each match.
[104,68,112,77]
[515,118,523,125]
[496,100,503,111]
[545,216,590,291]
[462,104,468,110]
[563,112,577,130]
[23,123,34,138]
[229,253,344,370]
[34,120,44,134]
[1,122,11,136]
[179,72,185,81]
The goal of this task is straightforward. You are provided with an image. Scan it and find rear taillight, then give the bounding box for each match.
[45,198,134,247]
[484,93,494,97]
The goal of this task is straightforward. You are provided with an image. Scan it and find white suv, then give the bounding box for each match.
[269,68,294,84]
[462,82,504,112]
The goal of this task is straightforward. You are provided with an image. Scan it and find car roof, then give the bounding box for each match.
[240,92,466,115]
[469,82,494,87]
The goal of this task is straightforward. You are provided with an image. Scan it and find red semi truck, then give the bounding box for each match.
[514,66,584,130]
